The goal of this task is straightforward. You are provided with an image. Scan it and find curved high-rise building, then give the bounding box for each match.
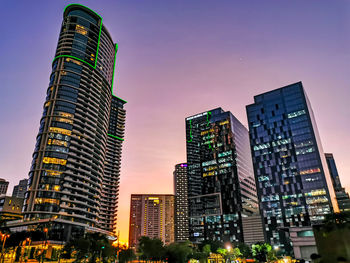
[14,4,126,238]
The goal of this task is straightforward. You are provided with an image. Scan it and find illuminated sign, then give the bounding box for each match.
[186,111,211,121]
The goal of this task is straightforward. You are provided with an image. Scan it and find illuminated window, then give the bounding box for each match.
[300,168,320,175]
[254,142,271,151]
[202,160,217,167]
[219,120,229,126]
[65,58,82,65]
[305,189,326,197]
[54,117,73,124]
[258,176,270,182]
[47,139,69,147]
[296,147,315,155]
[35,198,60,205]
[288,110,306,119]
[75,25,88,35]
[218,150,232,158]
[49,127,71,136]
[42,157,67,166]
[201,129,214,136]
[45,170,62,176]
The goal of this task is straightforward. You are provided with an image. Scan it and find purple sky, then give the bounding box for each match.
[1,0,349,242]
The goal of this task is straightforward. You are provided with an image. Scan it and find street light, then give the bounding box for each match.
[41,227,49,263]
[100,246,105,262]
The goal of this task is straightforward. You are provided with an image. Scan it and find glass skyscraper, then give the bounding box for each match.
[10,4,126,238]
[246,82,337,254]
[186,108,259,244]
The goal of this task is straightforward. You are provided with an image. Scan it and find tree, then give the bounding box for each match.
[165,241,193,263]
[138,236,165,261]
[251,242,272,263]
[216,248,227,258]
[237,242,253,259]
[119,248,136,263]
[61,232,115,263]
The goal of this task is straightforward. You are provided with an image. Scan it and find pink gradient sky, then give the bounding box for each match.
[1,1,349,243]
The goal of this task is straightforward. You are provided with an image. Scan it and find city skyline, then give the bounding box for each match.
[1,0,349,244]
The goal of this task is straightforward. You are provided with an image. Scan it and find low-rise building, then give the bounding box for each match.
[289,227,317,261]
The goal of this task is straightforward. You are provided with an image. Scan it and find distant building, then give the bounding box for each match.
[246,82,338,254]
[174,163,189,242]
[0,179,9,195]
[12,179,28,198]
[129,194,175,248]
[325,153,350,212]
[186,108,259,244]
[0,196,24,222]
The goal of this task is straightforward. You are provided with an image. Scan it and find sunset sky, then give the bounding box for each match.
[1,0,349,243]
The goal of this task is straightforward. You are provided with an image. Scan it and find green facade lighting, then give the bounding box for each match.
[111,43,118,92]
[187,119,193,143]
[206,111,212,127]
[107,133,124,141]
[111,43,128,104]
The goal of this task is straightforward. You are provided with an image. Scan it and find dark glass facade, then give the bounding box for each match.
[246,82,337,254]
[186,108,259,244]
[174,163,189,242]
[325,153,350,212]
[22,4,126,235]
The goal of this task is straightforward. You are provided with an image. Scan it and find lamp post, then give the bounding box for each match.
[40,228,48,263]
[100,246,105,263]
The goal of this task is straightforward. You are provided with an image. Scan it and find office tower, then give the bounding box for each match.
[129,194,175,248]
[186,108,259,244]
[246,82,337,254]
[12,179,28,198]
[174,163,189,242]
[325,153,350,212]
[8,4,126,238]
[0,179,9,195]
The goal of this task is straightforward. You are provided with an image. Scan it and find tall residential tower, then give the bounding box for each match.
[246,82,337,254]
[186,108,259,244]
[174,163,189,242]
[9,4,126,238]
